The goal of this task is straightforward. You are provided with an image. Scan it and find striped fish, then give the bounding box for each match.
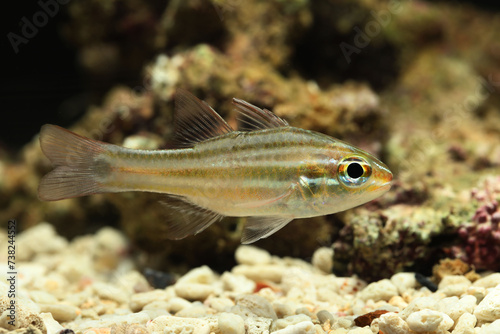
[38,90,392,243]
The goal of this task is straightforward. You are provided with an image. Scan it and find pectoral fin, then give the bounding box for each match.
[241,216,294,244]
[160,195,224,240]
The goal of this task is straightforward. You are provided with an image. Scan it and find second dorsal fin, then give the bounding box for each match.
[232,98,289,131]
[173,89,234,147]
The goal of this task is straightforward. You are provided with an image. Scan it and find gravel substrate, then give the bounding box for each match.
[1,223,500,334]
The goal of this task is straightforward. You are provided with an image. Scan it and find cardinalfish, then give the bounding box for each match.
[38,89,392,243]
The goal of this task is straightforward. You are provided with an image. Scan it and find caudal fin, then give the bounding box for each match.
[38,125,110,201]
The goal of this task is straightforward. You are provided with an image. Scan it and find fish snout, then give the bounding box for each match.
[379,166,393,191]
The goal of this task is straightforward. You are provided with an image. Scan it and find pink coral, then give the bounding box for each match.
[452,177,500,271]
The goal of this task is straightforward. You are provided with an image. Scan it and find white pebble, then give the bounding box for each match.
[40,312,64,334]
[92,282,129,304]
[472,273,500,289]
[129,289,170,312]
[92,227,128,271]
[165,297,192,313]
[236,294,277,320]
[221,272,256,293]
[74,311,150,331]
[147,315,210,334]
[438,275,471,297]
[245,317,272,334]
[274,314,312,331]
[478,319,500,334]
[28,290,58,304]
[378,312,411,334]
[466,286,487,303]
[175,301,209,318]
[312,247,334,273]
[272,321,315,334]
[235,245,272,265]
[38,303,78,322]
[177,265,216,285]
[451,312,476,334]
[218,312,245,334]
[232,264,283,283]
[348,328,372,334]
[337,317,354,329]
[407,309,452,332]
[174,283,214,301]
[400,297,437,320]
[57,254,93,282]
[141,301,170,319]
[437,295,476,323]
[391,272,417,295]
[205,296,235,312]
[16,223,68,261]
[474,287,500,322]
[358,279,398,302]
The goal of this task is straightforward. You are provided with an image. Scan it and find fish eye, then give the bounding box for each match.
[346,162,364,179]
[338,156,372,187]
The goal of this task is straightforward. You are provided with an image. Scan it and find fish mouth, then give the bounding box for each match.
[379,182,392,192]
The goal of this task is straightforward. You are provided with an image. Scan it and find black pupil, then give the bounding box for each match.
[347,162,364,179]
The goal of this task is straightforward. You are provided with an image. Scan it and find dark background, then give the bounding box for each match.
[1,0,499,151]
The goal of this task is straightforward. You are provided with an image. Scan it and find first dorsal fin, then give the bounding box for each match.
[173,89,234,147]
[232,98,289,131]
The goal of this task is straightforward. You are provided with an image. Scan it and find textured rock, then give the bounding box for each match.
[0,295,46,333]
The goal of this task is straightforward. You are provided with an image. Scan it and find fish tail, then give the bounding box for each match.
[38,124,112,201]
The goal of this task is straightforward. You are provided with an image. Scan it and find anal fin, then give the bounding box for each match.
[241,216,293,244]
[160,195,224,240]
